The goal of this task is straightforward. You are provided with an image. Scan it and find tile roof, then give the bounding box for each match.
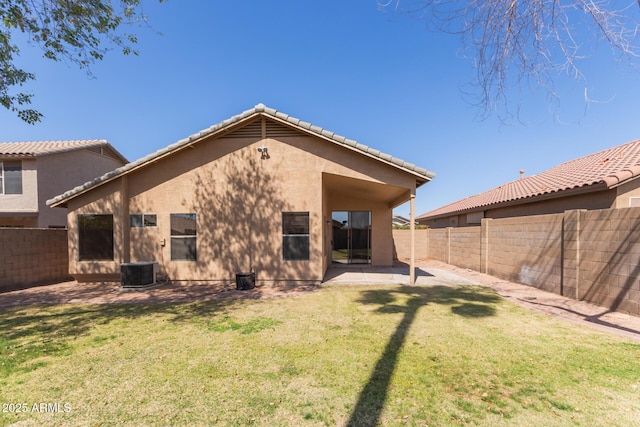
[48,104,435,207]
[0,140,112,157]
[418,139,640,220]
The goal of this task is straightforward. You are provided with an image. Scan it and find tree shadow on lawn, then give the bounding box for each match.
[0,298,253,374]
[347,285,501,427]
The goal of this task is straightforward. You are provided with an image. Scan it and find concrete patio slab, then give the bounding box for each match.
[324,260,640,343]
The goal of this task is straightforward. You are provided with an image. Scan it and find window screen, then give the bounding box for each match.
[171,213,197,260]
[282,212,309,260]
[78,214,114,260]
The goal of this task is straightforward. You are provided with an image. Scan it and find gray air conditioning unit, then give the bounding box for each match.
[121,262,159,288]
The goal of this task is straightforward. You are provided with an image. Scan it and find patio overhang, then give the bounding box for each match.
[322,172,419,285]
[322,173,415,208]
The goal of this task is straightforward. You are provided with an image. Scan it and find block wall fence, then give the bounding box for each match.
[0,229,72,292]
[392,229,429,261]
[394,208,640,316]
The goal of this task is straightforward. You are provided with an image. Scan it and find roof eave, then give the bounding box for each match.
[264,114,436,182]
[418,181,609,221]
[48,112,268,208]
[48,104,435,207]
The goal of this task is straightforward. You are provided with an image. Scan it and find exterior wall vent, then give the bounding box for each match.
[226,119,262,139]
[265,121,305,138]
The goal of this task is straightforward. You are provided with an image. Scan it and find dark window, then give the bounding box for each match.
[130,214,143,228]
[144,214,157,227]
[0,160,22,195]
[171,213,197,260]
[130,214,157,228]
[282,212,309,260]
[78,215,114,260]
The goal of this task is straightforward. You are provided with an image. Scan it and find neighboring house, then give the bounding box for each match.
[0,140,127,228]
[418,139,640,228]
[48,104,435,284]
[392,215,411,227]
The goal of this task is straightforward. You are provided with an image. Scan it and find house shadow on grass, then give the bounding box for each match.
[346,285,500,427]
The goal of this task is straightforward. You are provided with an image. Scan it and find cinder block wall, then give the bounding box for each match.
[450,227,482,271]
[418,208,640,316]
[486,214,563,294]
[427,229,449,263]
[392,229,428,260]
[0,229,71,292]
[577,208,640,315]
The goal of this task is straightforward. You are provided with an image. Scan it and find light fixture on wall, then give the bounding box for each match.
[257,146,270,159]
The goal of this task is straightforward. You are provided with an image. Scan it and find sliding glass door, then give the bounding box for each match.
[331,211,371,264]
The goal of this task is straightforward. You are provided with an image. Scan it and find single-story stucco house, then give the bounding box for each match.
[418,138,640,228]
[48,104,434,285]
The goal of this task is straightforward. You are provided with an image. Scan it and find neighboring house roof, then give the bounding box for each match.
[48,104,435,208]
[0,140,127,163]
[392,215,411,226]
[418,139,640,220]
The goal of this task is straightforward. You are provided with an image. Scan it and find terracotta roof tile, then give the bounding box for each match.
[48,104,435,207]
[0,140,111,157]
[418,139,640,220]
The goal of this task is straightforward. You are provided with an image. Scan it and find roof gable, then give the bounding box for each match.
[0,140,127,163]
[418,139,640,220]
[48,104,435,208]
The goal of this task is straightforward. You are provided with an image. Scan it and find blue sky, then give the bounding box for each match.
[3,1,640,217]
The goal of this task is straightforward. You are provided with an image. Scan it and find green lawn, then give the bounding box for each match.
[1,284,639,426]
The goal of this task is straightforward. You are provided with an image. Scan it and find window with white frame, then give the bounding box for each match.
[0,160,23,195]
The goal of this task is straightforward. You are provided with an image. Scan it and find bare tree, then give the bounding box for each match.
[379,0,640,121]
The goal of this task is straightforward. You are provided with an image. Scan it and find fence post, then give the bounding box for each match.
[446,227,451,264]
[480,218,491,274]
[562,210,583,299]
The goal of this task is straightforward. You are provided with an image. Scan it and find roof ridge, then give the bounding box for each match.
[418,138,640,220]
[48,105,434,207]
[0,139,114,157]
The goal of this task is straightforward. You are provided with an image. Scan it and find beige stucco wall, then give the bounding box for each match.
[67,179,124,280]
[65,119,421,283]
[614,178,640,208]
[0,158,38,218]
[0,150,125,228]
[37,149,126,228]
